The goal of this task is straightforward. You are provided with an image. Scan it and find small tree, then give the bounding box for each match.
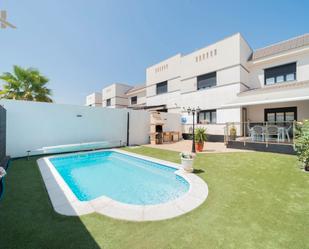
[295,120,309,171]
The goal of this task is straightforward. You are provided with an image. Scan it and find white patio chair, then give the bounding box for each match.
[285,125,292,142]
[266,126,280,143]
[251,125,264,141]
[247,123,254,137]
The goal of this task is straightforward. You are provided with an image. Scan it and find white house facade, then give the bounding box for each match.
[86,92,102,107]
[145,33,309,139]
[87,84,146,109]
[86,33,309,141]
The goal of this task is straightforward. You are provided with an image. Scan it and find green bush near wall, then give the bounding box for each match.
[295,120,309,171]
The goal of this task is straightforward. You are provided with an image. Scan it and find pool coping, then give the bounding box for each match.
[37,149,208,221]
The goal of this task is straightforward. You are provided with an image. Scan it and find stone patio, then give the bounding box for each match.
[144,140,249,153]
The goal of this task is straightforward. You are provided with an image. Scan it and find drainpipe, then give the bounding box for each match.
[191,112,196,153]
[126,112,130,146]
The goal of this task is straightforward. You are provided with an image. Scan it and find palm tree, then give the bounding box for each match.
[0,65,53,102]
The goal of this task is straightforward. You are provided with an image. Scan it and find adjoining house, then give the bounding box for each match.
[86,92,102,107]
[86,83,146,108]
[86,33,309,151]
[125,85,147,108]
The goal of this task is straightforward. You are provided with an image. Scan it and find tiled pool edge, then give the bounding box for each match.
[37,149,208,221]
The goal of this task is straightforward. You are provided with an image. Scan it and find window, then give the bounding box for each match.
[131,96,137,105]
[198,110,217,124]
[156,81,168,95]
[264,62,296,85]
[264,107,297,122]
[106,98,111,107]
[197,72,217,90]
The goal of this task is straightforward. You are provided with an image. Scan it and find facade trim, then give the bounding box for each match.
[180,63,249,82]
[103,96,129,101]
[180,82,249,95]
[146,89,180,98]
[146,76,181,88]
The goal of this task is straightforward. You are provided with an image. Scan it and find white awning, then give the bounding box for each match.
[223,83,309,107]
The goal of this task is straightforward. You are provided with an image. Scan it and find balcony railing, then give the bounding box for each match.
[224,121,297,146]
[182,123,226,136]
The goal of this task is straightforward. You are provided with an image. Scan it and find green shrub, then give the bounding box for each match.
[295,120,309,171]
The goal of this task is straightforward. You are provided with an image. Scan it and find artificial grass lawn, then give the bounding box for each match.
[0,147,308,249]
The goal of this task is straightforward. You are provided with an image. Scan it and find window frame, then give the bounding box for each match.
[264,62,296,86]
[264,107,297,122]
[197,109,217,124]
[156,81,168,95]
[197,71,217,90]
[131,96,137,105]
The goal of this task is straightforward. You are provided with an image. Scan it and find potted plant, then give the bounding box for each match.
[229,124,237,141]
[295,120,309,172]
[180,152,195,172]
[195,128,207,152]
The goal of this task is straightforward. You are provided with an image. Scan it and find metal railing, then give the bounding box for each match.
[224,121,297,147]
[182,123,226,135]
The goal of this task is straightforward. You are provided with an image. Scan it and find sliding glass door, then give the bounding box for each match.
[264,107,297,123]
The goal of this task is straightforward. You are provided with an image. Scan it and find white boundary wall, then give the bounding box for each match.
[0,100,150,158]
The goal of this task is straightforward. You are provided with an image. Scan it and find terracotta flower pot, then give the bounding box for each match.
[195,142,204,152]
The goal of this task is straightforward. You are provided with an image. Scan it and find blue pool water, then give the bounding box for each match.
[50,151,189,205]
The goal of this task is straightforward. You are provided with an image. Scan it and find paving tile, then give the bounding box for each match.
[54,202,79,216]
[174,195,204,212]
[188,180,208,199]
[73,202,95,215]
[97,203,144,221]
[143,203,184,221]
[89,196,112,210]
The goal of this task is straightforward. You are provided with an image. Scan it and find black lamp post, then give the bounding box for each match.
[184,107,201,153]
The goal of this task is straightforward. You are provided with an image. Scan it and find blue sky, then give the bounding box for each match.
[0,0,308,104]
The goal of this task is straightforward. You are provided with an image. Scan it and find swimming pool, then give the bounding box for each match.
[50,151,189,205]
[38,149,208,221]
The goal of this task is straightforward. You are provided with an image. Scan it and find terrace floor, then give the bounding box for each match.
[1,147,308,249]
[144,140,249,153]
